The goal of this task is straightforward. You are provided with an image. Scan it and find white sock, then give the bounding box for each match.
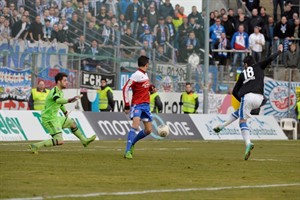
[241,129,251,146]
[220,115,237,129]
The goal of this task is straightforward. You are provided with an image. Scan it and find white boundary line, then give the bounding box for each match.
[3,183,300,200]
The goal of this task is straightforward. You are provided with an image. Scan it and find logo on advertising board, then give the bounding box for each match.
[189,114,287,140]
[0,111,27,141]
[84,112,203,140]
[264,78,300,119]
[81,70,115,89]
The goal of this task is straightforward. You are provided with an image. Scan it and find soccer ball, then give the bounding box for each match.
[157,124,169,137]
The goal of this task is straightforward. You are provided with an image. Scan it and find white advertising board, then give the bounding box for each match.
[0,110,97,141]
[189,114,288,140]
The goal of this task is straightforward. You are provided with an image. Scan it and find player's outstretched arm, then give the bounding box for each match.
[54,95,83,104]
[259,44,283,69]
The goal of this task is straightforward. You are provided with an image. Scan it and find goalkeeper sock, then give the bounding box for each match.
[34,139,54,148]
[71,127,86,143]
[132,130,147,146]
[125,128,136,152]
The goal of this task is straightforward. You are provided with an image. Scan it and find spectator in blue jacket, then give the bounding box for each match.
[209,17,225,49]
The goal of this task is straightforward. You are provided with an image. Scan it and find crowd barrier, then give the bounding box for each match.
[0,110,287,141]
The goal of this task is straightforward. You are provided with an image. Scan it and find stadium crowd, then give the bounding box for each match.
[0,0,299,71]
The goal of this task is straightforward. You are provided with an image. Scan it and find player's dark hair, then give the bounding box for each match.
[138,56,149,67]
[243,56,255,66]
[101,78,107,82]
[185,82,191,86]
[55,72,68,83]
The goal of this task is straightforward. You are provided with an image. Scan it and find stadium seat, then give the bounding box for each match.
[280,118,298,140]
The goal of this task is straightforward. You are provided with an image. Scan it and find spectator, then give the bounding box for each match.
[221,14,235,41]
[125,0,142,38]
[0,0,6,10]
[121,28,137,58]
[220,8,226,17]
[50,23,60,42]
[272,0,284,22]
[178,6,187,19]
[10,9,19,28]
[48,7,59,26]
[118,14,127,35]
[166,16,176,47]
[179,82,199,114]
[249,26,265,63]
[282,2,294,21]
[184,31,200,61]
[112,22,121,46]
[97,78,114,112]
[188,6,201,24]
[43,18,52,41]
[28,80,50,110]
[69,13,83,43]
[41,9,50,26]
[230,24,249,76]
[146,4,158,30]
[29,16,43,42]
[139,26,154,49]
[89,0,103,16]
[284,43,300,69]
[235,14,249,33]
[274,16,294,49]
[227,8,234,23]
[160,0,174,19]
[209,17,225,49]
[153,16,169,48]
[57,23,69,44]
[138,17,149,37]
[2,7,11,21]
[73,35,88,54]
[97,6,109,25]
[214,32,231,67]
[83,39,102,72]
[209,11,215,26]
[248,8,264,34]
[11,15,29,40]
[85,22,97,44]
[101,20,113,45]
[105,0,118,18]
[264,16,275,58]
[260,7,269,25]
[0,19,11,40]
[242,0,260,12]
[61,1,74,23]
[34,0,43,20]
[156,45,169,62]
[118,0,131,16]
[149,84,162,113]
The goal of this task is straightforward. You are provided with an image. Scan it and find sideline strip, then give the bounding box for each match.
[3,183,300,200]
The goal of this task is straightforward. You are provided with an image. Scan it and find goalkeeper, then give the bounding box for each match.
[29,72,96,154]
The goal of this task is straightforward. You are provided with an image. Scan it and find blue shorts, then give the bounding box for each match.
[130,103,152,122]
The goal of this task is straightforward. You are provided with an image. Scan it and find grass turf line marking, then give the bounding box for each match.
[3,183,300,200]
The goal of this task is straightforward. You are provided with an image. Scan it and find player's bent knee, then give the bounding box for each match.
[145,129,152,135]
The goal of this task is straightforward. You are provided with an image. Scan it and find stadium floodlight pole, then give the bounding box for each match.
[203,0,209,114]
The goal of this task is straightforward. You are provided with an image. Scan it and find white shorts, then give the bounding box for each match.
[239,93,264,120]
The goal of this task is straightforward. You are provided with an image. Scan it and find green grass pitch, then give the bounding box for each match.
[0,140,299,200]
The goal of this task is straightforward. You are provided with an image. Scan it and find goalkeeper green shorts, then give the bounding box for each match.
[42,116,74,136]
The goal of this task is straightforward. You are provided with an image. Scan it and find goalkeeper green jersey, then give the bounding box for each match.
[41,86,68,122]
